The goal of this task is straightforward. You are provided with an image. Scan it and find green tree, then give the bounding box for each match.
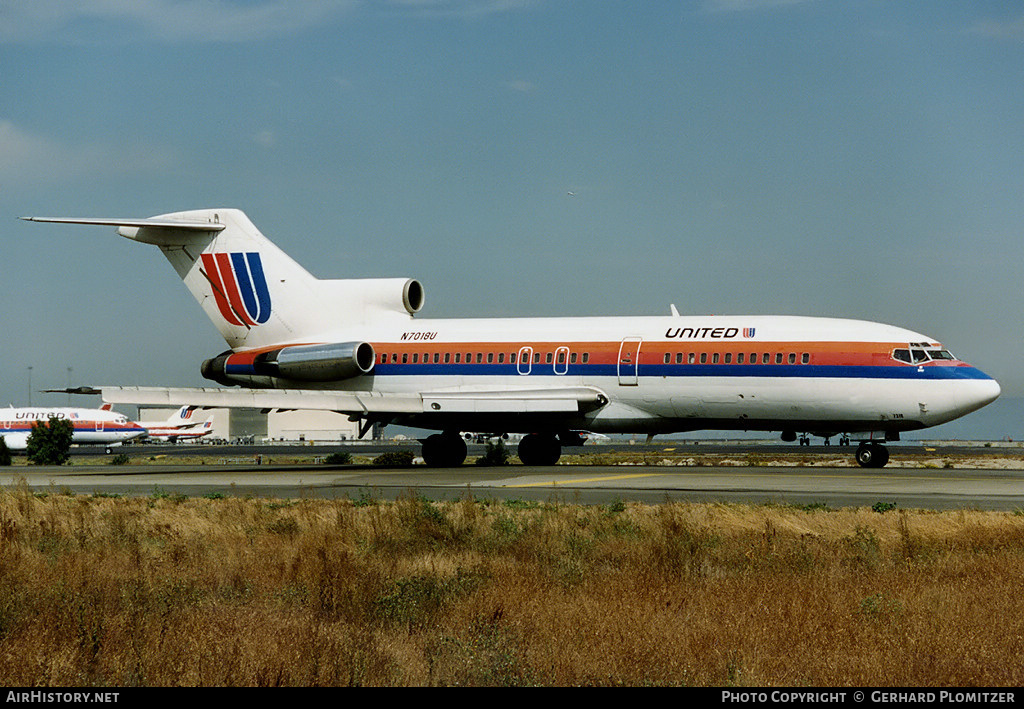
[26,416,74,466]
[0,436,11,466]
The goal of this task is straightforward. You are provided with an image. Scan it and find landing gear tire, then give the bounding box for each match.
[421,433,468,467]
[517,433,562,466]
[855,442,890,469]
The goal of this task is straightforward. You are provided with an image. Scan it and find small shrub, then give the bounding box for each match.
[0,438,10,466]
[605,499,626,515]
[475,440,510,466]
[150,487,187,504]
[325,451,352,465]
[109,453,130,465]
[267,517,300,536]
[373,450,416,467]
[354,489,380,507]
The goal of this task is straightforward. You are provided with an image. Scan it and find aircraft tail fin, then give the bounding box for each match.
[24,209,424,351]
[167,405,197,424]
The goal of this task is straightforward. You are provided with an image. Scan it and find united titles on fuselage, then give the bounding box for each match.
[665,326,742,339]
[13,411,74,420]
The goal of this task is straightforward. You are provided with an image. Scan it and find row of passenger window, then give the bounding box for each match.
[379,351,592,365]
[662,352,811,365]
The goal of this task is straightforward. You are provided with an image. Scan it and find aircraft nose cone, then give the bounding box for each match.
[957,376,1001,415]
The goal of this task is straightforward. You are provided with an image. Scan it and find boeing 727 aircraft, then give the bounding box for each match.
[0,404,146,452]
[23,209,1000,468]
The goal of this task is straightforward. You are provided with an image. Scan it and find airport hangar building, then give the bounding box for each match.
[139,407,370,443]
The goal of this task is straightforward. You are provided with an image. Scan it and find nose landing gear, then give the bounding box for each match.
[517,433,562,466]
[855,442,890,468]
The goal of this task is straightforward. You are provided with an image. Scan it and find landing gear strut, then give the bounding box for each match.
[855,442,890,468]
[421,432,467,467]
[517,433,562,466]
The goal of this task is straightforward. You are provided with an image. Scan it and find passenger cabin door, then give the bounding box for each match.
[517,346,533,376]
[617,337,642,386]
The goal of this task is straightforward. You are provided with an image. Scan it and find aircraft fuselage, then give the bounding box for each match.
[211,313,1000,439]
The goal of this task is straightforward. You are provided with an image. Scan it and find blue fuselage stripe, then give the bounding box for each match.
[350,364,994,380]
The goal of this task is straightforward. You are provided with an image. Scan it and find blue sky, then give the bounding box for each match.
[2,1,1023,438]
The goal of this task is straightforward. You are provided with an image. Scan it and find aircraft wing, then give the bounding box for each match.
[420,388,607,413]
[100,386,423,415]
[97,386,608,416]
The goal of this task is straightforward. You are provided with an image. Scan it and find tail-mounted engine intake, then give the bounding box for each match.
[202,341,376,386]
[320,278,424,319]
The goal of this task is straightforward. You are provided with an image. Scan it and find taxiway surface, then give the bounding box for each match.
[6,455,1024,510]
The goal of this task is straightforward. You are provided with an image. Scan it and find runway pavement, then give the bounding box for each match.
[6,442,1024,510]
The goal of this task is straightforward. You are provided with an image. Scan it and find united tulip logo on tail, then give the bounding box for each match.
[201,252,272,326]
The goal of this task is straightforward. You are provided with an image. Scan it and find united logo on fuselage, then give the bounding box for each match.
[201,252,272,326]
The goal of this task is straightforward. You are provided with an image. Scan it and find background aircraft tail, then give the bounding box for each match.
[165,405,198,425]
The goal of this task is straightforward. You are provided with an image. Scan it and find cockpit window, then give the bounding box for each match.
[892,344,954,362]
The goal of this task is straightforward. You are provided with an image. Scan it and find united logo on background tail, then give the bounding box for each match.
[201,252,272,326]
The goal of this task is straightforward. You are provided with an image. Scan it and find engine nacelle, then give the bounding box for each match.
[402,279,425,315]
[262,342,376,381]
[202,341,376,386]
[317,278,425,319]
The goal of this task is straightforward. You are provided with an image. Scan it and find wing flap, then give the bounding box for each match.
[421,387,608,414]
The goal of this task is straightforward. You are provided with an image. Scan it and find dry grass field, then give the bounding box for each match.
[0,478,1022,687]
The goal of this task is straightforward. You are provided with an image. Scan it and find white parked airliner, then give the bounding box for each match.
[23,209,1000,468]
[0,404,146,452]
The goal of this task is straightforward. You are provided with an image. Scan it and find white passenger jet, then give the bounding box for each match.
[0,404,146,452]
[137,405,214,443]
[23,209,1000,468]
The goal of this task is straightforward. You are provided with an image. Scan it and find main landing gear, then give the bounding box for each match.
[421,431,575,467]
[516,433,562,466]
[854,442,890,469]
[421,432,467,467]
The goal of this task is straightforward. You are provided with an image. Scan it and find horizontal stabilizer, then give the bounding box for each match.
[20,217,225,232]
